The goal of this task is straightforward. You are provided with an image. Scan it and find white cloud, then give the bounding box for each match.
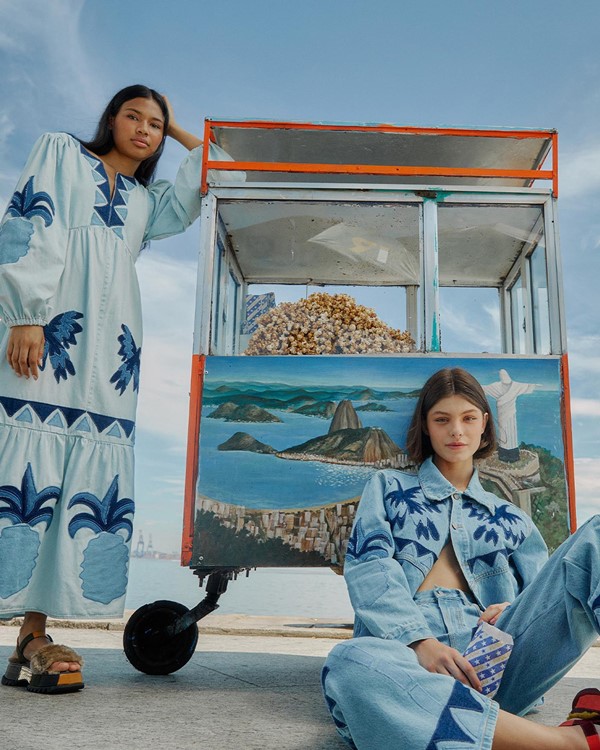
[570,398,600,418]
[0,0,104,157]
[135,252,198,442]
[560,143,600,201]
[574,457,600,526]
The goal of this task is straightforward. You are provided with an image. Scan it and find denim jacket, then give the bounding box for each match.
[345,456,549,646]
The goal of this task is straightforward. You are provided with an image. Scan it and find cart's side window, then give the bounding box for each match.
[211,234,243,355]
[437,202,553,356]
[509,274,526,354]
[529,242,551,354]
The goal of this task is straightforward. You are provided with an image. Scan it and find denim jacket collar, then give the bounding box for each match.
[417,456,497,513]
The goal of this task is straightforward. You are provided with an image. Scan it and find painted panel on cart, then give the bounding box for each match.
[193,356,569,568]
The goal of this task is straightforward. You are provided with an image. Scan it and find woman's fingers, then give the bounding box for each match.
[479,602,510,625]
[440,655,481,691]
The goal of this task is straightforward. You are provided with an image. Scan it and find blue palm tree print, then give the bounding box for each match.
[0,464,61,598]
[68,476,134,604]
[0,175,56,264]
[385,485,442,530]
[110,324,141,395]
[346,519,393,562]
[0,463,60,527]
[67,476,134,541]
[465,501,527,546]
[7,176,56,224]
[39,310,84,382]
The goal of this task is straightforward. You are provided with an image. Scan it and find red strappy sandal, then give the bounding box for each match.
[561,688,600,750]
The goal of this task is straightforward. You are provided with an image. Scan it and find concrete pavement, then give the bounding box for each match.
[0,616,598,750]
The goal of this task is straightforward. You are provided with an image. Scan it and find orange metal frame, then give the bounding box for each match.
[181,353,205,566]
[561,354,578,533]
[200,119,558,197]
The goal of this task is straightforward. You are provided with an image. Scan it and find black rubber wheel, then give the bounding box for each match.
[123,600,199,675]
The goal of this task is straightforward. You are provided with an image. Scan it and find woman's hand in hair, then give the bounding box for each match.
[410,638,482,691]
[7,325,45,380]
[162,95,202,151]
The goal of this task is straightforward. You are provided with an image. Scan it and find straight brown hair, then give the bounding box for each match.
[406,367,497,463]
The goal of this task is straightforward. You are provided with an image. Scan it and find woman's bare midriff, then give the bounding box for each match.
[417,542,471,593]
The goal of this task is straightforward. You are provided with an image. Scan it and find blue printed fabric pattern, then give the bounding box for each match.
[425,682,486,750]
[0,175,55,264]
[110,324,141,395]
[0,464,61,598]
[40,311,84,382]
[346,519,393,562]
[68,475,134,604]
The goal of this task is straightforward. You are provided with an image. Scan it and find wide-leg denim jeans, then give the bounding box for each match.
[322,516,600,750]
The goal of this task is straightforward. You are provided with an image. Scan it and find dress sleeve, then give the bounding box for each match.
[143,142,246,243]
[0,133,71,326]
[510,521,548,590]
[344,471,437,645]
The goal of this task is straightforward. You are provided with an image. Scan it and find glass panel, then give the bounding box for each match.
[217,200,421,355]
[437,204,544,288]
[529,242,551,354]
[439,288,501,353]
[510,275,526,354]
[437,203,545,355]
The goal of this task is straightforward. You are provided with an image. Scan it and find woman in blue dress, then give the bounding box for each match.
[0,84,239,693]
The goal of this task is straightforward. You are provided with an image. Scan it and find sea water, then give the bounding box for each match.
[126,558,355,620]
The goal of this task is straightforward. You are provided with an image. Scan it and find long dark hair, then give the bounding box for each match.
[406,367,497,463]
[80,84,169,186]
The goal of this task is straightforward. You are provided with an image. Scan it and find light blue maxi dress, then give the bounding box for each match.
[0,131,219,618]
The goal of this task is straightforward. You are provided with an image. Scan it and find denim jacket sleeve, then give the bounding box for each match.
[344,471,437,646]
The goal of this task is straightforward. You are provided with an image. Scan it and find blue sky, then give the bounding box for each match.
[1,0,599,552]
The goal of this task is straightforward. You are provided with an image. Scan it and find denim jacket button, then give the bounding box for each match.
[452,493,461,500]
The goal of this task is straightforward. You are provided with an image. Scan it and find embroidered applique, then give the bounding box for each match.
[68,475,134,604]
[346,518,393,561]
[0,464,61,598]
[385,484,442,530]
[415,518,440,541]
[80,145,137,239]
[321,666,358,748]
[425,681,486,750]
[465,501,527,546]
[0,396,135,439]
[39,310,84,383]
[466,548,509,573]
[395,536,438,562]
[110,324,141,395]
[0,175,55,264]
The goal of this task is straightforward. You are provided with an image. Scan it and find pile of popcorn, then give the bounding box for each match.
[245,292,415,355]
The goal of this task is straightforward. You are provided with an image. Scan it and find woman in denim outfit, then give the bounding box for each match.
[322,367,600,750]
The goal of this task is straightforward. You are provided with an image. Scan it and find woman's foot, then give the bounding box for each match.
[12,632,81,673]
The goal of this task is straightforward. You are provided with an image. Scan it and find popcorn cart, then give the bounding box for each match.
[123,120,574,674]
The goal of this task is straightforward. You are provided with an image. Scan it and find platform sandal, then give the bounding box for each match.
[1,631,84,694]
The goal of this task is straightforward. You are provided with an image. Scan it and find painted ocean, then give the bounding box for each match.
[197,355,565,511]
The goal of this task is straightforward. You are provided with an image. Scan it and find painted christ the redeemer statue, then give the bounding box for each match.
[483,369,538,463]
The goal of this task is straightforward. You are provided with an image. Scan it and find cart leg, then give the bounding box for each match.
[166,569,232,637]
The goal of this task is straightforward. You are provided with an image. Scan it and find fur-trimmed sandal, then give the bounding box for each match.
[1,631,84,694]
[560,688,600,750]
